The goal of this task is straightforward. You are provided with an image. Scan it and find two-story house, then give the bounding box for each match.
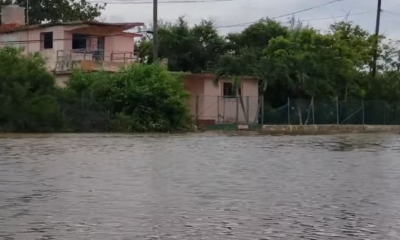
[0,5,261,125]
[0,4,144,86]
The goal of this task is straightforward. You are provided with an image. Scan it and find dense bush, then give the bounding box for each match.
[62,64,192,132]
[0,47,63,132]
[0,47,192,133]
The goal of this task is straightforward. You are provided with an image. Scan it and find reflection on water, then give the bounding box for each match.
[0,133,400,240]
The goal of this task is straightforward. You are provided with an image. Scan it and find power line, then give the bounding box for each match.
[372,0,382,78]
[382,10,400,18]
[216,0,344,28]
[153,0,158,60]
[89,0,234,4]
[298,11,374,23]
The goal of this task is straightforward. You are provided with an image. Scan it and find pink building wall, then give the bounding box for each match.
[0,25,135,72]
[0,26,67,71]
[105,35,134,62]
[184,74,259,124]
[106,35,134,52]
[0,26,66,52]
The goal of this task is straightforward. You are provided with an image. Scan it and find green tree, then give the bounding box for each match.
[136,17,226,72]
[0,0,105,25]
[329,21,375,100]
[213,49,260,124]
[0,47,63,132]
[223,19,288,59]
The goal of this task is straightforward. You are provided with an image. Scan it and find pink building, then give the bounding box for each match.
[184,73,260,125]
[0,5,143,86]
[0,5,260,124]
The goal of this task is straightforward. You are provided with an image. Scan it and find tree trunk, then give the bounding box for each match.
[236,86,248,124]
[253,81,268,123]
[297,108,303,125]
[297,100,303,125]
[304,97,314,125]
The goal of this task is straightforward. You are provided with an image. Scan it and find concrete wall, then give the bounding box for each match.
[202,76,259,124]
[0,26,65,53]
[107,35,134,52]
[105,35,134,62]
[0,26,67,71]
[260,125,400,134]
[0,26,136,73]
[184,76,205,119]
[183,74,259,124]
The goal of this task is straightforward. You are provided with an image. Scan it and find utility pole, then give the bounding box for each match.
[152,0,158,61]
[26,0,29,25]
[372,0,382,78]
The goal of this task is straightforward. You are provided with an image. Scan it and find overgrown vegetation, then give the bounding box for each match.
[136,17,400,124]
[2,10,400,131]
[0,47,192,133]
[137,17,400,101]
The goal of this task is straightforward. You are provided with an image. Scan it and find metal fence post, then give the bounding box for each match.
[336,97,339,125]
[362,99,365,125]
[261,95,264,125]
[236,95,239,124]
[246,96,250,124]
[217,96,220,124]
[312,98,315,125]
[287,97,291,125]
[195,95,199,125]
[383,101,386,125]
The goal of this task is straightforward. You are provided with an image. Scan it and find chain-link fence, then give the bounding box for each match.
[192,95,400,125]
[191,95,261,125]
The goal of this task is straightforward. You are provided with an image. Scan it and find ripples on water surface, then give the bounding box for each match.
[1,133,400,240]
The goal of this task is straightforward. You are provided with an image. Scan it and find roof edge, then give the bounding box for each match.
[0,21,145,34]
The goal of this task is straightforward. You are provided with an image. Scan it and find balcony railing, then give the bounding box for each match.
[54,49,138,73]
[56,49,138,63]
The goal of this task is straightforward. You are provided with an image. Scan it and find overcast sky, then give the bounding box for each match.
[97,0,400,39]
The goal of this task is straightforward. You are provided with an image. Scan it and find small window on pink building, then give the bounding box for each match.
[222,82,242,98]
[40,32,53,49]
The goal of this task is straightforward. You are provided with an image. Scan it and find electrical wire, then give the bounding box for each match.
[89,0,235,4]
[382,10,400,18]
[292,11,374,23]
[0,11,373,44]
[215,0,344,28]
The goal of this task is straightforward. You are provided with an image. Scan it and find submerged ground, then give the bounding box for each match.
[0,133,399,239]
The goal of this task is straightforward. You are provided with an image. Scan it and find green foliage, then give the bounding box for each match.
[136,17,226,72]
[0,47,63,132]
[138,16,400,124]
[0,0,105,24]
[62,64,192,132]
[0,47,192,133]
[139,16,400,103]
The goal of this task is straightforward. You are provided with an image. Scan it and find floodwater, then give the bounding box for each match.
[0,133,400,240]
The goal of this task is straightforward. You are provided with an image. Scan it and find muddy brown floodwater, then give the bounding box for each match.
[0,133,400,240]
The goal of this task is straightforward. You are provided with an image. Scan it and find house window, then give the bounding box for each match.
[41,32,53,49]
[72,34,89,50]
[222,82,242,97]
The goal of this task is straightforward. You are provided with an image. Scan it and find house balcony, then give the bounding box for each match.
[52,49,137,74]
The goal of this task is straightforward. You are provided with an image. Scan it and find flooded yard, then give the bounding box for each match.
[0,133,400,239]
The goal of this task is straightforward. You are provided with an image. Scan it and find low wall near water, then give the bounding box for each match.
[259,125,400,134]
[207,124,400,134]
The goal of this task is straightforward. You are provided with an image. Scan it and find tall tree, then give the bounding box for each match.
[136,17,226,73]
[0,0,105,25]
